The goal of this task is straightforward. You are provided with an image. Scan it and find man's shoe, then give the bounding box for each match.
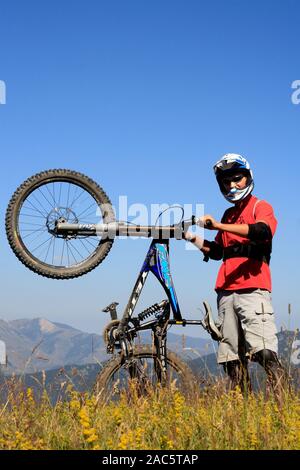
[201,301,223,341]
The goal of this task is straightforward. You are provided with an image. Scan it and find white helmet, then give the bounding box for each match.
[213,153,254,203]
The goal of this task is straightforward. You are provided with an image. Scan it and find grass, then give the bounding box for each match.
[0,377,300,450]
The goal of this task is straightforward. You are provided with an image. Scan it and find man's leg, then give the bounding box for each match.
[222,357,251,393]
[217,291,250,392]
[252,349,289,403]
[234,289,289,402]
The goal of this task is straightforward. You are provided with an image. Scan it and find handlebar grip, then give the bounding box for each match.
[192,217,213,228]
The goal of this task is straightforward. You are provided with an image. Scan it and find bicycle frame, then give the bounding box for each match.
[56,217,205,321]
[57,216,206,382]
[102,237,205,384]
[55,216,204,326]
[119,238,203,324]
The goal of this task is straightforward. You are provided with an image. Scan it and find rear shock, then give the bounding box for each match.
[138,300,169,321]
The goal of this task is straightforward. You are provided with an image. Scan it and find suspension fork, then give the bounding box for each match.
[152,304,170,385]
[122,305,170,386]
[123,325,168,384]
[152,325,168,385]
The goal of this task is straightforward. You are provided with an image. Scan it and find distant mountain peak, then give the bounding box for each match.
[38,319,58,334]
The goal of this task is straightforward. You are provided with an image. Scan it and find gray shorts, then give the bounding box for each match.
[216,288,278,364]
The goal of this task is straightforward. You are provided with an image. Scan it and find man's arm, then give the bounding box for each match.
[198,215,273,241]
[216,222,249,237]
[183,213,273,259]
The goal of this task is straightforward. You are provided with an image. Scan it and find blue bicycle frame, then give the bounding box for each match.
[125,239,182,322]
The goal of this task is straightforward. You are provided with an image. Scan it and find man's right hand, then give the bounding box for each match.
[183,231,197,242]
[183,232,205,250]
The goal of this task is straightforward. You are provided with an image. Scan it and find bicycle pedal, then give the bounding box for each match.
[201,300,223,341]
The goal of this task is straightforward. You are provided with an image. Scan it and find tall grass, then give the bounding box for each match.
[0,378,299,450]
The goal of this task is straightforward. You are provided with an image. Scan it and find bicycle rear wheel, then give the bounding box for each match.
[5,169,115,279]
[94,345,196,401]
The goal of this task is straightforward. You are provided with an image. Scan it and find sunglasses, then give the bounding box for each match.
[221,174,245,186]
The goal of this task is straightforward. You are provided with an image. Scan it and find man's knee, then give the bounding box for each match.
[252,349,280,367]
[221,359,251,392]
[253,348,290,396]
[222,360,241,375]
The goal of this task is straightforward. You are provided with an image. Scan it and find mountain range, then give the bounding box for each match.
[0,317,215,374]
[0,318,299,401]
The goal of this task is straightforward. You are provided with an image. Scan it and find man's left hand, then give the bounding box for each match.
[197,215,220,230]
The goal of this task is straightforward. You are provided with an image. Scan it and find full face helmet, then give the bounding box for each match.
[213,153,254,203]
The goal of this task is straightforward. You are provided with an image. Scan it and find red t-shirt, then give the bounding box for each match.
[214,194,277,292]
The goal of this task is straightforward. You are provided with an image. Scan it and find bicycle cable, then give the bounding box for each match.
[154,205,185,227]
[111,205,185,229]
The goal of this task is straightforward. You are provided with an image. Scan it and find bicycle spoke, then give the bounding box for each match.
[69,187,86,209]
[52,182,56,207]
[78,210,102,220]
[66,241,78,264]
[81,237,100,249]
[68,239,87,261]
[44,184,56,208]
[37,187,55,212]
[66,183,71,209]
[72,193,93,210]
[61,240,66,266]
[31,235,54,255]
[25,199,48,218]
[58,183,62,208]
[44,236,55,263]
[52,236,56,266]
[77,238,94,256]
[75,202,97,219]
[18,222,45,227]
[19,212,46,219]
[31,191,51,215]
[21,227,48,240]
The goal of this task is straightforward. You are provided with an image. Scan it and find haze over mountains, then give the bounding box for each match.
[0,317,299,402]
[0,317,299,379]
[0,317,214,373]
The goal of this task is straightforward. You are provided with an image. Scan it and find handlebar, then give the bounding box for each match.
[55,215,213,239]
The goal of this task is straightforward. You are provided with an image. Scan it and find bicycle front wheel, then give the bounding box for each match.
[6,169,115,279]
[94,345,196,401]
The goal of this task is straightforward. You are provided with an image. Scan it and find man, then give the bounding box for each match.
[185,154,287,397]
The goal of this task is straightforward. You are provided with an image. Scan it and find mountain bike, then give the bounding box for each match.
[6,169,217,399]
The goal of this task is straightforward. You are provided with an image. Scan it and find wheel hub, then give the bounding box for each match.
[46,207,79,237]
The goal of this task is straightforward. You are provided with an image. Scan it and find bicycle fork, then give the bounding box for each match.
[122,324,169,389]
[123,306,170,388]
[153,324,168,386]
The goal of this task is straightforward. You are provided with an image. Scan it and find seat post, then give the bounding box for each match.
[102,302,119,320]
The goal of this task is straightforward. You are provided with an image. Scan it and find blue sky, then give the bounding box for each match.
[0,0,300,337]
